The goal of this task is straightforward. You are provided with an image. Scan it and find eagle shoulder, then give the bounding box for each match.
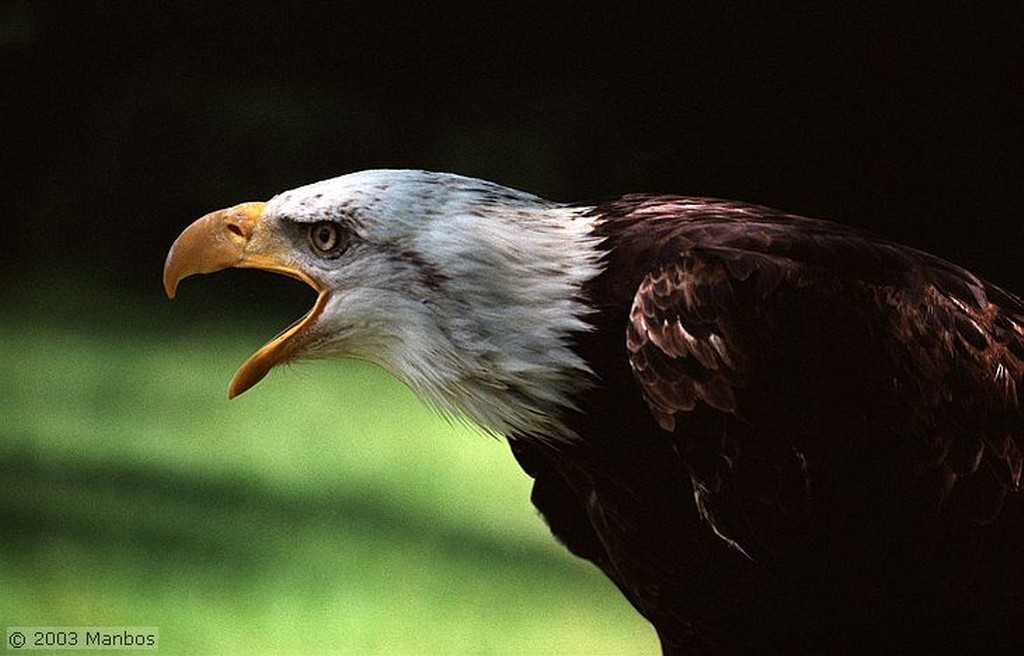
[594,195,1024,561]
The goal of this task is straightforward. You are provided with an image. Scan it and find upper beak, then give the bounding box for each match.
[163,202,329,398]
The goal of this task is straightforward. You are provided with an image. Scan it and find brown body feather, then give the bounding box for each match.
[510,195,1024,653]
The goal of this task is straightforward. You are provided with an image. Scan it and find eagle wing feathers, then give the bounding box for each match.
[614,198,1024,564]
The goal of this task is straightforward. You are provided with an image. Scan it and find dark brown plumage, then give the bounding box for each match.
[511,195,1024,653]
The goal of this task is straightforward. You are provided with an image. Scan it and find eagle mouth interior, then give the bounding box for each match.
[228,269,329,398]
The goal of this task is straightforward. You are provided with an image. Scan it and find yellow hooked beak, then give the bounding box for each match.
[163,202,329,398]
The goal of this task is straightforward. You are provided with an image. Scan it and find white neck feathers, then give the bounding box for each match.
[269,171,606,442]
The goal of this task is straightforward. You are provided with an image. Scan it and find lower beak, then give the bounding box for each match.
[163,202,328,397]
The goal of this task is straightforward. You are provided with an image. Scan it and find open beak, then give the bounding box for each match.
[163,202,329,398]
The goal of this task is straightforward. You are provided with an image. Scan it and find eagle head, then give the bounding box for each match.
[163,170,603,440]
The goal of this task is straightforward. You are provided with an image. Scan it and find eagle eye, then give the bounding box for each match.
[308,222,346,257]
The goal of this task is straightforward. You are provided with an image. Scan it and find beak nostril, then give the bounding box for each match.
[227,222,245,238]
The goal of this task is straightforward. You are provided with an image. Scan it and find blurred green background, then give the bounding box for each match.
[0,285,656,653]
[2,3,1023,654]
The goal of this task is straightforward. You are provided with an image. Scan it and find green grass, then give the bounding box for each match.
[0,290,658,654]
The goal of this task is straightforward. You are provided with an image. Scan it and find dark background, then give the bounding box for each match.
[4,2,1023,300]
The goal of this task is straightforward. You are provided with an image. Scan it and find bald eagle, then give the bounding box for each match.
[164,170,1024,653]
